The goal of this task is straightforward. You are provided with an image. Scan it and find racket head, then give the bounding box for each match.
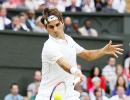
[50,82,66,100]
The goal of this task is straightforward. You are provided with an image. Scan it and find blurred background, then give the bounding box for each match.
[0,0,130,100]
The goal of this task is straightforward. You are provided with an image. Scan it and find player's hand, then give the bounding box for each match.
[75,70,84,84]
[102,40,124,58]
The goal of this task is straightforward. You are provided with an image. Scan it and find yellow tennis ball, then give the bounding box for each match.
[54,92,62,100]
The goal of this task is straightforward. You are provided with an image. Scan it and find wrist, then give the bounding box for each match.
[101,47,107,55]
[70,67,80,75]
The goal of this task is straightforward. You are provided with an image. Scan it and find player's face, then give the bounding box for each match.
[46,19,64,37]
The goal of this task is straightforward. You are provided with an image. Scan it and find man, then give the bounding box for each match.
[78,19,98,37]
[64,16,74,34]
[101,0,118,13]
[27,70,41,99]
[36,8,123,100]
[4,83,23,100]
[112,0,126,13]
[26,10,36,31]
[5,16,24,31]
[65,0,81,12]
[102,56,117,92]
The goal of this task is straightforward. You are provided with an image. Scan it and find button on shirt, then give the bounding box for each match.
[38,34,85,96]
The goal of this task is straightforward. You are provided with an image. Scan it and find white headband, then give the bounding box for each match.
[44,15,58,25]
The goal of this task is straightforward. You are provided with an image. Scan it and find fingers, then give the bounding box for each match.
[113,44,123,47]
[116,48,124,52]
[113,53,118,58]
[115,51,123,55]
[112,50,123,58]
[109,40,112,45]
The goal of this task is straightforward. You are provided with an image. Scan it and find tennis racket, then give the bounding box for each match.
[49,77,80,100]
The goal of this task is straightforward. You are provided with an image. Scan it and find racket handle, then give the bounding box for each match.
[73,77,80,86]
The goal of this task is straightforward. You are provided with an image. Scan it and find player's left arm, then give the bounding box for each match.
[78,40,124,61]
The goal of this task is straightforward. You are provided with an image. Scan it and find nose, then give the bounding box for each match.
[54,26,58,32]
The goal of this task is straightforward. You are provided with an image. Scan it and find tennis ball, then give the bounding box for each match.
[54,92,62,100]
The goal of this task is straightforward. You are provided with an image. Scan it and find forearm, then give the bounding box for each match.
[56,57,82,76]
[56,57,71,73]
[78,48,106,61]
[56,57,86,83]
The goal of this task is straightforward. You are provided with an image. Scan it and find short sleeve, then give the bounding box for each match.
[124,58,130,68]
[43,44,63,64]
[27,83,34,91]
[70,37,85,54]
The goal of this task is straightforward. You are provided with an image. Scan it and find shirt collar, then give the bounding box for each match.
[49,34,68,43]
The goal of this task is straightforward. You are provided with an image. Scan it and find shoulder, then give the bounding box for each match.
[65,34,73,40]
[125,57,130,61]
[91,28,97,32]
[110,95,117,99]
[103,65,110,70]
[103,96,109,100]
[100,76,106,80]
[5,17,11,23]
[76,7,81,11]
[28,82,35,88]
[78,27,85,31]
[65,6,71,10]
[43,39,58,50]
[18,94,23,99]
[4,94,11,99]
[5,23,12,29]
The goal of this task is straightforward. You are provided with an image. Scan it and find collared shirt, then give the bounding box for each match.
[4,94,23,100]
[38,34,85,96]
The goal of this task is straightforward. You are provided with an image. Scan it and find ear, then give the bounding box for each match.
[45,25,47,29]
[61,20,64,26]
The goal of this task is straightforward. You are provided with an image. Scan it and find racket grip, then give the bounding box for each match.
[73,77,80,86]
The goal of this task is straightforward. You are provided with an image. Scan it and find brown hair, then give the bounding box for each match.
[41,8,63,26]
[116,75,126,90]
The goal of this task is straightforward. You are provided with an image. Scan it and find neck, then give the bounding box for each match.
[12,93,17,96]
[50,32,65,40]
[56,32,65,39]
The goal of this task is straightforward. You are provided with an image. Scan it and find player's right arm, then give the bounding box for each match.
[56,57,84,83]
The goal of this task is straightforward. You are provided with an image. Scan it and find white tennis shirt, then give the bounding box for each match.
[38,34,85,96]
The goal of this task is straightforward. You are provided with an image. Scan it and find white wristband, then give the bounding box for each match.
[70,67,79,75]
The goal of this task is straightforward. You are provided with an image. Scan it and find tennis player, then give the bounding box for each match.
[35,8,123,100]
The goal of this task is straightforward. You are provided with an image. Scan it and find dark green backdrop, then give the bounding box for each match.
[0,31,127,99]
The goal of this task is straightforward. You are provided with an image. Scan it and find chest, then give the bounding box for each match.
[58,42,76,59]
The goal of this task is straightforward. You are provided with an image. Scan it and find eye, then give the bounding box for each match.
[56,23,60,27]
[49,25,54,29]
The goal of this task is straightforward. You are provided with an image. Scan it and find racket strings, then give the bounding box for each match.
[50,82,66,100]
